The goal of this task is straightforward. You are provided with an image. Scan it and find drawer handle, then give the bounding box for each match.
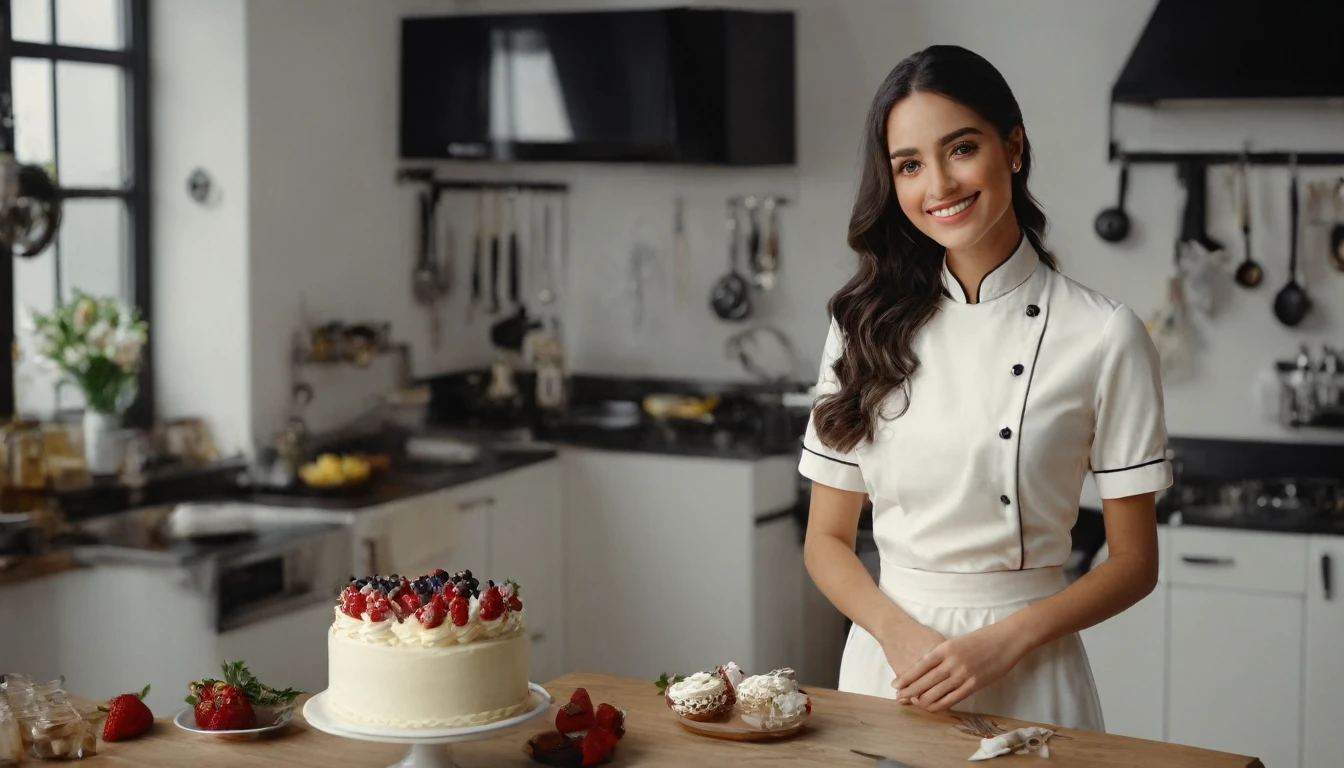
[457,498,495,512]
[530,631,546,643]
[1181,555,1235,567]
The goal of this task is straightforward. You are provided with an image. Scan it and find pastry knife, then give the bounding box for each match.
[850,749,919,768]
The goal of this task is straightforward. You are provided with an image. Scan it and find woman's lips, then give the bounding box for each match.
[927,192,979,223]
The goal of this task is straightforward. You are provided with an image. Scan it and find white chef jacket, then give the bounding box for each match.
[799,235,1172,573]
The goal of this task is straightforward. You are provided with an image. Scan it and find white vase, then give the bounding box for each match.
[83,410,124,476]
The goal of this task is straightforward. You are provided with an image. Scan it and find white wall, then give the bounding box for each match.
[157,0,1344,447]
[150,0,253,456]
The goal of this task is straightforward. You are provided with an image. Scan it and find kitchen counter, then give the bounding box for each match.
[80,672,1260,767]
[237,448,557,511]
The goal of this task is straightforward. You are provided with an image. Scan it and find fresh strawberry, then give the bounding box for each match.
[415,598,444,629]
[191,681,255,731]
[395,589,421,618]
[555,701,596,735]
[594,703,624,739]
[570,688,594,713]
[479,586,505,621]
[503,579,525,612]
[339,585,366,619]
[365,591,392,622]
[581,725,618,766]
[448,595,469,626]
[99,684,153,742]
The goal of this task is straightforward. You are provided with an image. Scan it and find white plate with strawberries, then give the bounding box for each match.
[172,707,293,741]
[173,660,302,741]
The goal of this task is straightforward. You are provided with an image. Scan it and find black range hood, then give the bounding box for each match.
[399,7,796,166]
[1113,0,1344,104]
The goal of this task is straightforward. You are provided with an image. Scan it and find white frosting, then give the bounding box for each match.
[331,591,524,648]
[738,673,796,703]
[721,662,745,690]
[667,672,726,701]
[775,691,810,719]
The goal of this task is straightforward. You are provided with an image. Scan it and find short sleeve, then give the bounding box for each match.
[1089,305,1174,499]
[798,319,867,494]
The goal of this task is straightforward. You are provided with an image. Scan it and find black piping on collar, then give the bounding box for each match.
[970,230,1026,303]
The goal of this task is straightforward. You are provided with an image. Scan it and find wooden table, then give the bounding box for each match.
[78,672,1262,767]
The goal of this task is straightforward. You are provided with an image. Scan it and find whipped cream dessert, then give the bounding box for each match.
[665,670,735,722]
[737,668,811,730]
[326,568,532,728]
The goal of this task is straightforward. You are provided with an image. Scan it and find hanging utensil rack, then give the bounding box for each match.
[395,168,570,194]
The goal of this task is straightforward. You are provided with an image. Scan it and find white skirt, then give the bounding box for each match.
[837,562,1105,732]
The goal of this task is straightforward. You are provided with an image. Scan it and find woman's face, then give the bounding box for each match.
[885,90,1022,254]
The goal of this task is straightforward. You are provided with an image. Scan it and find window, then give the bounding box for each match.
[0,0,151,426]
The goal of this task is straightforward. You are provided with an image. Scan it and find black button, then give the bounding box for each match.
[1011,364,1024,376]
[1025,304,1040,317]
[999,427,1013,439]
[1000,495,1011,505]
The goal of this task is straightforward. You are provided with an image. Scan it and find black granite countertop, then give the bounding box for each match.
[234,449,558,511]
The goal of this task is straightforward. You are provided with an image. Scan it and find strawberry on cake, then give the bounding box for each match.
[327,568,532,728]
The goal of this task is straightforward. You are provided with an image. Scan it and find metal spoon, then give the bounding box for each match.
[1234,159,1262,288]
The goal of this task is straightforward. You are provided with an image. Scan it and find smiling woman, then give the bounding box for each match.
[800,45,1169,733]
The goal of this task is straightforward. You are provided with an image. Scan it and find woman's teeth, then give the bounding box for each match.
[930,195,976,218]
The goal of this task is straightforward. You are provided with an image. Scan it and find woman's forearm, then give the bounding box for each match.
[803,532,918,645]
[1001,550,1158,655]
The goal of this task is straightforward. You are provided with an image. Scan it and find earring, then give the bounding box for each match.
[1012,161,1021,173]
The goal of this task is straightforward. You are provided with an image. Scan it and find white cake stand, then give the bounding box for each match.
[303,684,551,768]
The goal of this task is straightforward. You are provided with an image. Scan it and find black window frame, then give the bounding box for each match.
[0,0,152,427]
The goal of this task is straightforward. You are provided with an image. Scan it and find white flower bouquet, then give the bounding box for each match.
[26,291,148,415]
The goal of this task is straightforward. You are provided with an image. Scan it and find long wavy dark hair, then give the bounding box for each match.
[814,45,1058,454]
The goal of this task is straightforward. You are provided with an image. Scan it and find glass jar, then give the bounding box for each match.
[24,699,95,760]
[0,699,22,766]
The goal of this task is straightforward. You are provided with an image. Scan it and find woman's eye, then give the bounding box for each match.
[899,160,921,174]
[952,142,977,157]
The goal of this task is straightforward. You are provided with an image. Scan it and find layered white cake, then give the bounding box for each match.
[326,569,531,728]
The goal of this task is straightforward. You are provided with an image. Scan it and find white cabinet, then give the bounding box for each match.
[1165,528,1307,768]
[428,460,566,685]
[485,460,566,686]
[1080,526,1168,742]
[1305,535,1344,768]
[563,448,808,684]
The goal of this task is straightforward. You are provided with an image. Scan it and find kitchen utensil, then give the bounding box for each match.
[1094,156,1131,243]
[490,195,541,351]
[1178,159,1224,257]
[851,749,919,768]
[1273,157,1310,327]
[744,196,762,278]
[1325,178,1344,272]
[468,192,484,323]
[755,196,780,290]
[1332,222,1344,272]
[489,193,502,314]
[710,202,752,321]
[673,195,689,306]
[534,194,556,306]
[1234,158,1262,288]
[507,190,521,312]
[412,189,443,305]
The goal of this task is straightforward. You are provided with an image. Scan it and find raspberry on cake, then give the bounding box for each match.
[327,567,532,729]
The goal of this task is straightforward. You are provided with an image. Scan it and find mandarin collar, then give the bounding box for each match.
[941,233,1040,305]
